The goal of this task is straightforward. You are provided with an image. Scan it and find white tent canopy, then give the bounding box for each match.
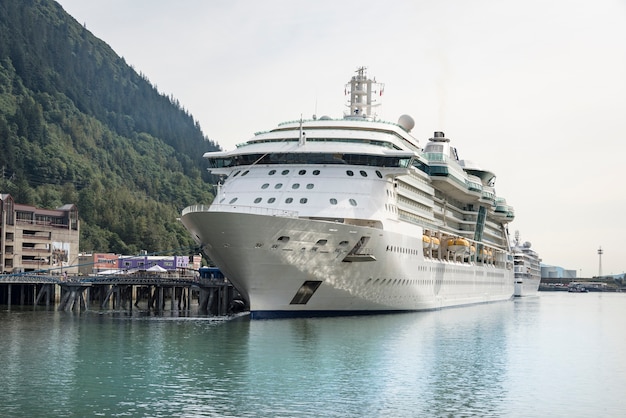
[146,265,167,272]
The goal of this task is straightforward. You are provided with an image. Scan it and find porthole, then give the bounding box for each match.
[269,170,276,175]
[300,198,308,204]
[254,197,262,203]
[349,199,357,206]
[298,169,306,175]
[339,240,349,246]
[261,183,269,189]
[281,169,290,175]
[330,198,337,205]
[242,170,249,176]
[313,170,320,175]
[360,170,367,177]
[229,198,238,204]
[306,184,314,189]
[292,183,300,189]
[346,170,354,176]
[376,170,383,178]
[275,183,283,189]
[233,171,241,177]
[220,198,226,203]
[285,197,293,204]
[268,197,276,203]
[316,239,328,246]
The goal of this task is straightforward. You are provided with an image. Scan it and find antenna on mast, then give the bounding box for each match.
[344,66,383,120]
[298,115,306,146]
[598,246,603,277]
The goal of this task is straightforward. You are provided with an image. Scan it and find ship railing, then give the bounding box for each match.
[182,204,299,218]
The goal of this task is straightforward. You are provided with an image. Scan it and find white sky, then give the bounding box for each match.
[56,0,626,278]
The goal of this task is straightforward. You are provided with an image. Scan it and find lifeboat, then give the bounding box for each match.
[447,238,470,253]
[423,235,440,250]
[479,248,493,261]
[464,245,477,261]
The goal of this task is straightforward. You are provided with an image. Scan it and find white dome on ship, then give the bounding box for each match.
[397,114,415,132]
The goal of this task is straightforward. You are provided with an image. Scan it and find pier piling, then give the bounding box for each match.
[1,273,245,316]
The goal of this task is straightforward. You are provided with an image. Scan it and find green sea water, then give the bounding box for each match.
[1,292,625,417]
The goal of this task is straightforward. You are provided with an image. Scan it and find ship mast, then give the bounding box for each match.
[345,66,383,120]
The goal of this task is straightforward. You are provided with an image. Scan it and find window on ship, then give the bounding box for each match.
[207,153,412,168]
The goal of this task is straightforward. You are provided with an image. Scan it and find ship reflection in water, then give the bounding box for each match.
[2,293,626,417]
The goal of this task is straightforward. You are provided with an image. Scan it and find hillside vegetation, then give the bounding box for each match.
[0,0,220,255]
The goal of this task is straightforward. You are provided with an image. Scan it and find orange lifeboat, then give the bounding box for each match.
[479,248,493,261]
[447,238,470,253]
[423,235,440,250]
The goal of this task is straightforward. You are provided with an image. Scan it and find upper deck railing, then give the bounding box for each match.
[182,204,299,218]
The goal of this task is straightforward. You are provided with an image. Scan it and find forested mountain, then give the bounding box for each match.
[0,0,220,255]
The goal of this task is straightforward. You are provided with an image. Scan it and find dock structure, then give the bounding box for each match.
[0,272,247,316]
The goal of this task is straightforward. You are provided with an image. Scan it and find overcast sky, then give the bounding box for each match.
[56,0,626,278]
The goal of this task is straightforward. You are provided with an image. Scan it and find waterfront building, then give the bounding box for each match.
[78,253,203,276]
[541,264,577,279]
[77,252,119,275]
[0,193,79,274]
[117,254,192,272]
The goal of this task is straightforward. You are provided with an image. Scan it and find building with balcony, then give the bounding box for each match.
[1,194,79,274]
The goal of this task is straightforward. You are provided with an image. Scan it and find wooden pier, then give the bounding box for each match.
[0,273,247,316]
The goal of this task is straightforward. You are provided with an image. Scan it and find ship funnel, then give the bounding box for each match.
[430,131,450,142]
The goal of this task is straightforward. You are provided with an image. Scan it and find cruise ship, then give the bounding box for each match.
[181,67,516,318]
[512,231,541,297]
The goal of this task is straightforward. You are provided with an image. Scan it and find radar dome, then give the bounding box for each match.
[398,114,415,132]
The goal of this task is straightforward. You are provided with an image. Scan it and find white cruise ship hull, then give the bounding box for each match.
[514,277,541,297]
[182,207,514,319]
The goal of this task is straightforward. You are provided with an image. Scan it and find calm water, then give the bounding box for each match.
[1,292,625,417]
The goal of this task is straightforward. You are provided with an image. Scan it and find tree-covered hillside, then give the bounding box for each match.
[0,0,220,255]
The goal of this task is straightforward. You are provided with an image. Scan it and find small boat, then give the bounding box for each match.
[568,283,589,293]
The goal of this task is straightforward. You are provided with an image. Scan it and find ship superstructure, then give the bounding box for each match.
[182,67,515,318]
[512,231,541,297]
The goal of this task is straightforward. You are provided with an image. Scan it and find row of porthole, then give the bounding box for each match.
[267,169,383,178]
[386,245,420,256]
[365,278,501,286]
[262,183,315,190]
[221,196,359,206]
[232,168,384,178]
[252,197,359,206]
[268,169,321,176]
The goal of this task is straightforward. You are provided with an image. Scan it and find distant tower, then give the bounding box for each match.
[597,246,603,277]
